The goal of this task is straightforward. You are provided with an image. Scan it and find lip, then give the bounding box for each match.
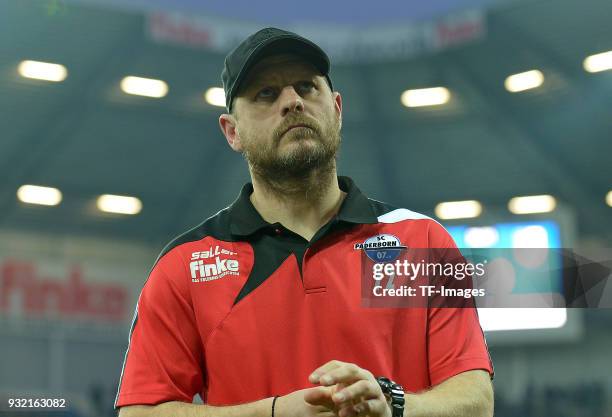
[282,124,312,136]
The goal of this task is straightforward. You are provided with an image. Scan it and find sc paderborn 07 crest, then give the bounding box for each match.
[354,234,407,262]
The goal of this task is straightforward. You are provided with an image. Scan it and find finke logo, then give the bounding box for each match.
[354,234,407,262]
[189,246,239,283]
[0,260,128,321]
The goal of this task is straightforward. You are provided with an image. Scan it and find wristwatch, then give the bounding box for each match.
[376,376,405,417]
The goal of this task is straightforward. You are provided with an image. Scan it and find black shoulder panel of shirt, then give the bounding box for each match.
[368,198,399,218]
[153,206,235,267]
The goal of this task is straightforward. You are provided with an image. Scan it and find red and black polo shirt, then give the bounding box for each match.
[115,176,493,408]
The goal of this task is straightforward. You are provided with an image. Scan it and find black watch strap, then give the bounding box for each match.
[376,376,405,417]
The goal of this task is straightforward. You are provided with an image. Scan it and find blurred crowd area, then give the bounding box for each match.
[495,381,608,417]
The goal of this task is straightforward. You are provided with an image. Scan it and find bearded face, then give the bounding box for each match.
[226,54,342,185]
[238,106,341,180]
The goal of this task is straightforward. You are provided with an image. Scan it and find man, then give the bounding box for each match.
[115,27,494,417]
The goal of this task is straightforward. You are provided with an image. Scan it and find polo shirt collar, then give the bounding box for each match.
[229,176,377,237]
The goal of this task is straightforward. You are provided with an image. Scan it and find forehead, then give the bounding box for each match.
[241,54,321,87]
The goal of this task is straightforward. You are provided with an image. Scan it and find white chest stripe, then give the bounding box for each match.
[377,208,432,223]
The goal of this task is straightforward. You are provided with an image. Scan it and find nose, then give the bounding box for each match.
[279,85,304,116]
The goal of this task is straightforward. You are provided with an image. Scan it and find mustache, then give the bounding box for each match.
[274,115,320,141]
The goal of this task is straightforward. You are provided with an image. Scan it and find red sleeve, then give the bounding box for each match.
[426,220,494,387]
[115,252,204,408]
[427,306,493,386]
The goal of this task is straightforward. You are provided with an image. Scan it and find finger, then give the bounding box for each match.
[309,360,347,384]
[337,404,358,417]
[338,398,388,417]
[303,386,335,408]
[336,397,367,417]
[332,380,381,404]
[354,398,390,417]
[318,363,372,386]
[307,383,354,415]
[329,382,354,410]
[333,382,350,393]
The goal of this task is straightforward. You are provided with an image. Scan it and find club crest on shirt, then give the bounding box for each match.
[354,234,407,262]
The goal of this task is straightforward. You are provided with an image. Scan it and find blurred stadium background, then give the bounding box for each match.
[1,0,611,416]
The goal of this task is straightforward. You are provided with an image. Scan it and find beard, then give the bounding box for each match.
[240,111,341,187]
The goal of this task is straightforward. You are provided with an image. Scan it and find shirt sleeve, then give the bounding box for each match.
[115,252,204,408]
[425,220,494,387]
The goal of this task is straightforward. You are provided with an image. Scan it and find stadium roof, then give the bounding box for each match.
[1,0,611,245]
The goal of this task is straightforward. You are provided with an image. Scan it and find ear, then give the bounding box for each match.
[332,91,343,129]
[219,113,243,152]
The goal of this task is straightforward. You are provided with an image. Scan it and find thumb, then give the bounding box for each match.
[303,386,335,408]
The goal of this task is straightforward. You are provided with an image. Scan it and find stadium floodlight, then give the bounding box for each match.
[18,60,67,82]
[400,87,450,107]
[17,185,63,206]
[504,70,544,92]
[606,190,612,207]
[97,194,142,215]
[583,51,612,73]
[508,194,556,214]
[204,87,226,107]
[435,200,482,220]
[120,76,168,98]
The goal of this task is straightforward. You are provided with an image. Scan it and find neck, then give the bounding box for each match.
[249,165,344,241]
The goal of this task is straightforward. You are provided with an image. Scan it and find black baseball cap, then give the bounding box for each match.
[221,27,333,112]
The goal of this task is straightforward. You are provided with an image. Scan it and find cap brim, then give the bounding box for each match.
[228,35,330,107]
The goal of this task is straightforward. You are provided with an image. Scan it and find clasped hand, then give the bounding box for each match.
[276,360,392,417]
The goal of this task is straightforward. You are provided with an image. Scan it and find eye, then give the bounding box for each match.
[255,87,276,100]
[296,80,315,95]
